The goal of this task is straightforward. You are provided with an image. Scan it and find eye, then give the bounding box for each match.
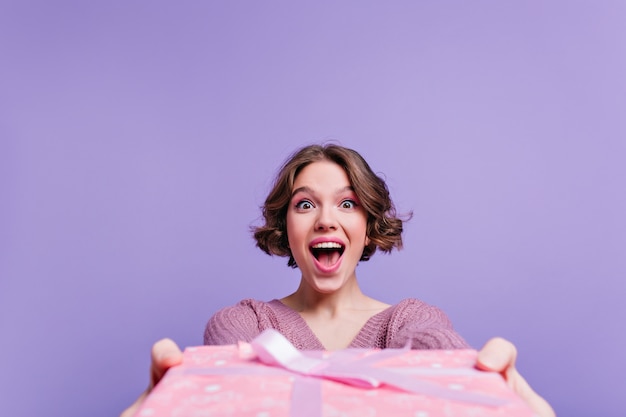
[295,200,314,210]
[340,199,357,209]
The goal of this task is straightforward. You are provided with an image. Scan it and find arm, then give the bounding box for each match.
[119,338,183,417]
[477,337,556,417]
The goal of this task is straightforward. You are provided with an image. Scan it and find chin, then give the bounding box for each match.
[307,273,351,293]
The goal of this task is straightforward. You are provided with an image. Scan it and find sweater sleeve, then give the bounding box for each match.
[387,299,471,349]
[203,299,264,345]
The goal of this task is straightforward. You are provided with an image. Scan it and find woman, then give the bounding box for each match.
[121,144,555,417]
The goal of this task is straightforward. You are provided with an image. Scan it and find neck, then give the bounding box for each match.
[282,275,370,317]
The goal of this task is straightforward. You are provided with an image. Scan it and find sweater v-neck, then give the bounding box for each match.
[267,299,394,350]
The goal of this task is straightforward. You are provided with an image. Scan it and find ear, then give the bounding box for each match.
[365,236,371,246]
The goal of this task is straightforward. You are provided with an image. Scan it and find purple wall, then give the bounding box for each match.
[1,2,625,416]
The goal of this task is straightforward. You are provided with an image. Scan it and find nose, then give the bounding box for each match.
[315,206,338,231]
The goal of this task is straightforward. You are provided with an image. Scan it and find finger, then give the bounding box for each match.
[476,338,556,417]
[476,337,517,374]
[120,339,184,417]
[149,338,183,388]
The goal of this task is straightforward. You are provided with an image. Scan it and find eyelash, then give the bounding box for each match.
[340,199,357,209]
[295,200,314,210]
[294,199,358,210]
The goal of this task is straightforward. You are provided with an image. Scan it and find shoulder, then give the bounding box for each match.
[385,298,470,349]
[389,298,453,325]
[204,299,281,345]
[215,298,276,315]
[207,299,286,326]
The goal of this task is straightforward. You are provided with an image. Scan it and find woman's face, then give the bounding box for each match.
[286,159,369,293]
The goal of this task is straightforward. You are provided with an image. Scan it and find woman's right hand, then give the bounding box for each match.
[120,338,184,417]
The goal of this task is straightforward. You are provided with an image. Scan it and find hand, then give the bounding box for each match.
[120,338,184,417]
[476,337,556,417]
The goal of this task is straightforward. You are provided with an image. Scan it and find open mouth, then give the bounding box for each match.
[310,242,345,267]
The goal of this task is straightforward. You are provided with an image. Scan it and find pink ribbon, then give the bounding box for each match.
[248,329,509,416]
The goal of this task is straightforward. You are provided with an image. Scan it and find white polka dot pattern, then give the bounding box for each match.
[133,345,536,416]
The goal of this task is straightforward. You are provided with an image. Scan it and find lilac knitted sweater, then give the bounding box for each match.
[204,298,469,350]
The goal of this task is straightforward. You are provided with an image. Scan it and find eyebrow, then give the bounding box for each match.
[291,185,355,198]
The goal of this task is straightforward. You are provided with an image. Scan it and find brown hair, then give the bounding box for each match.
[253,144,410,268]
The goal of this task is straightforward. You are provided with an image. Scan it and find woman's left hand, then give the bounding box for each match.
[476,337,556,417]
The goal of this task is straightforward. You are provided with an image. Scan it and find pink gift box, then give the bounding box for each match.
[134,331,536,417]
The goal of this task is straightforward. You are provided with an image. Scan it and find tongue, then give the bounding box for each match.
[317,250,340,266]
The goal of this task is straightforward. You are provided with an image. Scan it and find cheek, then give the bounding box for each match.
[285,212,304,244]
[347,216,369,241]
[285,213,295,243]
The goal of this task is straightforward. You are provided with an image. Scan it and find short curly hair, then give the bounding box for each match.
[253,144,410,268]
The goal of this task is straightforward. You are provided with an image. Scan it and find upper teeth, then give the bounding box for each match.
[311,242,342,249]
